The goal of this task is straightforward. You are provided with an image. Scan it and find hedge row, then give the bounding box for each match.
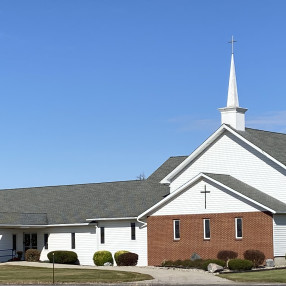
[161,249,266,271]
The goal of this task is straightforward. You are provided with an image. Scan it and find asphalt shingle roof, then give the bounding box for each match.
[205,173,286,213]
[236,127,286,167]
[0,156,187,225]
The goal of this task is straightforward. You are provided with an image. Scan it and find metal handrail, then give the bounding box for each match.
[0,249,15,259]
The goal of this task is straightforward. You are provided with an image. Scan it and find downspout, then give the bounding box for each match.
[137,216,147,228]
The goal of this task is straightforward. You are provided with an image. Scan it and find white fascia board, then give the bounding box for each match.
[0,223,91,229]
[160,125,226,184]
[86,217,137,221]
[160,124,286,184]
[139,173,275,219]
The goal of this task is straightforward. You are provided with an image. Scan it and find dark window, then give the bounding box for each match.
[100,227,105,244]
[44,233,49,250]
[236,218,243,238]
[204,219,210,239]
[71,233,75,249]
[12,234,16,251]
[131,222,136,240]
[173,220,180,240]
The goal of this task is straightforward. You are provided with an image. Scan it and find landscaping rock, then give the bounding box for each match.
[104,262,112,266]
[265,259,275,267]
[207,263,224,273]
[190,253,201,261]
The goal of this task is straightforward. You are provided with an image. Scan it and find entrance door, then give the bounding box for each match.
[23,233,37,252]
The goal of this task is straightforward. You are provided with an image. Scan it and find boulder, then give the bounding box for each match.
[207,263,224,273]
[104,262,112,266]
[190,253,201,261]
[265,259,275,267]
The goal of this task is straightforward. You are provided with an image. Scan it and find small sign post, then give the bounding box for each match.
[52,252,55,284]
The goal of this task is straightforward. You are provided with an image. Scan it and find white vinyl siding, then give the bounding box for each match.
[152,179,265,216]
[0,229,22,262]
[97,221,147,266]
[273,215,286,256]
[39,226,97,266]
[170,132,286,205]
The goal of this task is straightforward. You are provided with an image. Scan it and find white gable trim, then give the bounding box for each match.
[139,173,274,219]
[160,124,286,184]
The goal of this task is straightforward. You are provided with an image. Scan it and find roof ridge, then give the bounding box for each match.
[0,179,143,192]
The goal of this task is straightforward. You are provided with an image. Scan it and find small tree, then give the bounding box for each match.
[136,173,145,180]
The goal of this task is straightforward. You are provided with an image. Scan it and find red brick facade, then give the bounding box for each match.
[147,212,273,265]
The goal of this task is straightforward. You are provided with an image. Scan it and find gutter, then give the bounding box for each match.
[86,217,137,221]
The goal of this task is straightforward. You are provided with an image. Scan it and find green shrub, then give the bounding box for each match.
[25,249,41,262]
[161,259,222,270]
[114,250,129,265]
[93,250,113,266]
[201,259,225,270]
[47,251,78,264]
[117,252,138,266]
[228,259,253,270]
[243,249,265,267]
[217,250,238,261]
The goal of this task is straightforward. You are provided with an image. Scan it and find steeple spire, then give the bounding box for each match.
[227,53,239,107]
[219,36,247,131]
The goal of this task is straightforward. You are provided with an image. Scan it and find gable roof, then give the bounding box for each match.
[161,124,286,184]
[0,156,185,225]
[139,172,286,219]
[205,173,286,213]
[237,127,286,167]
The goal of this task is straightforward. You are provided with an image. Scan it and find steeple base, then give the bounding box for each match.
[219,107,247,131]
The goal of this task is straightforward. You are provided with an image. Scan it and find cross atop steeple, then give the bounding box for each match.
[228,35,236,54]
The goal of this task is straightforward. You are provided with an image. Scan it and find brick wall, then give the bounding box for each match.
[147,212,273,265]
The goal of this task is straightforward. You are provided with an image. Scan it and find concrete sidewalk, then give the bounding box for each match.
[1,261,234,285]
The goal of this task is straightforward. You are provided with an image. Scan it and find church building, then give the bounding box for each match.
[0,44,286,266]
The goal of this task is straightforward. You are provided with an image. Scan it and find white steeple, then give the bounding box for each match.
[219,36,247,131]
[227,53,239,107]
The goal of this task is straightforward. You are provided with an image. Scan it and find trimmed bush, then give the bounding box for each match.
[243,249,265,267]
[114,250,129,265]
[217,250,238,261]
[228,259,253,271]
[117,252,138,266]
[25,249,41,262]
[47,251,78,264]
[161,259,223,270]
[93,250,113,266]
[201,259,225,271]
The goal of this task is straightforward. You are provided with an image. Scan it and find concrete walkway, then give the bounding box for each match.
[1,261,234,285]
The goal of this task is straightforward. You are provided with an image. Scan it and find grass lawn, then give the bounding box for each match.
[220,269,286,283]
[0,265,153,284]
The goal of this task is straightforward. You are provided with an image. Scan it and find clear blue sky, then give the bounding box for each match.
[0,0,285,189]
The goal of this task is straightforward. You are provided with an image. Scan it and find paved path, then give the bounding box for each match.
[1,261,235,285]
